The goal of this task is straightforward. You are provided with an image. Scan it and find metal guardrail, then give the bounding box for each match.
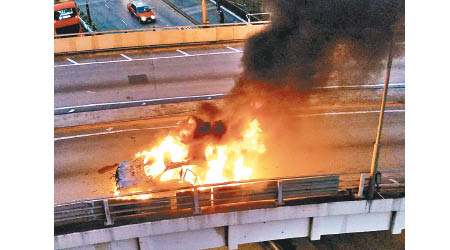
[54,169,404,231]
[245,13,272,22]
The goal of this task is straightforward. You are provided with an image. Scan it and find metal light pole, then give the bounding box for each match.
[201,0,207,24]
[368,35,395,199]
[85,0,92,25]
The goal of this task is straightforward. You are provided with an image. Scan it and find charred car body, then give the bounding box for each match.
[115,116,227,194]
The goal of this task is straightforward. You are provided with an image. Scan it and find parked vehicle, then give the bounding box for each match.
[54,1,82,35]
[127,1,156,24]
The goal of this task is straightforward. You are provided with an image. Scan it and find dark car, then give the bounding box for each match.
[127,0,156,24]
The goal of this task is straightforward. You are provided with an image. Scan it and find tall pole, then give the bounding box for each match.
[368,34,395,199]
[201,0,207,24]
[85,0,92,25]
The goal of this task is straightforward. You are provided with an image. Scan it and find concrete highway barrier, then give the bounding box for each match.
[54,23,268,54]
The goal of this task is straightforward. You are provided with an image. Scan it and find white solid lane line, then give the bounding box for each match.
[54,126,177,141]
[298,109,405,118]
[54,93,225,111]
[317,83,405,89]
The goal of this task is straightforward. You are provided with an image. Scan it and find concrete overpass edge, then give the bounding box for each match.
[55,198,405,249]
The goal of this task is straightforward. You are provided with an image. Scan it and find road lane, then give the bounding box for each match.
[54,44,404,109]
[75,0,192,31]
[54,106,404,203]
[54,45,244,108]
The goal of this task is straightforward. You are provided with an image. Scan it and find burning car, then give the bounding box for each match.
[114,115,265,197]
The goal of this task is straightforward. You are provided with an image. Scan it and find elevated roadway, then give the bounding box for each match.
[54,42,405,204]
[54,43,404,109]
[75,0,193,31]
[54,44,244,108]
[54,103,404,204]
[53,34,405,250]
[55,196,405,249]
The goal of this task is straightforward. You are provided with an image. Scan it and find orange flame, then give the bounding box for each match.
[114,119,265,199]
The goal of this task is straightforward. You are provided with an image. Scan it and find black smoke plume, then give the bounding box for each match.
[240,0,405,89]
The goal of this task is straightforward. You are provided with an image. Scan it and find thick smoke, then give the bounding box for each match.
[163,0,405,180]
[186,0,406,178]
[240,0,405,89]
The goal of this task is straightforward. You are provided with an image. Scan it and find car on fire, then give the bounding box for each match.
[127,1,156,24]
[115,115,225,194]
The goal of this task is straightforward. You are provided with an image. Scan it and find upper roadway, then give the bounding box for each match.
[54,43,405,110]
[54,44,245,109]
[75,0,193,31]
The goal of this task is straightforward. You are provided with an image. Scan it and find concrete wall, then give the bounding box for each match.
[55,198,404,250]
[54,25,267,54]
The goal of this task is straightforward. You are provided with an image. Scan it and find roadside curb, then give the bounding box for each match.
[160,0,200,25]
[54,87,404,129]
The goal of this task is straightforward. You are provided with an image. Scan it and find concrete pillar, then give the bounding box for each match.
[228,226,239,250]
[391,211,405,234]
[310,212,392,241]
[310,217,322,240]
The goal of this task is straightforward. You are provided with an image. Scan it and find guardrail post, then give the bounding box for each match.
[357,174,366,198]
[193,187,201,214]
[277,180,284,206]
[103,199,114,226]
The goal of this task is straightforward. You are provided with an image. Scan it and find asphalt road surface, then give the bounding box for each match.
[54,44,244,108]
[75,0,193,31]
[54,43,405,109]
[54,104,404,203]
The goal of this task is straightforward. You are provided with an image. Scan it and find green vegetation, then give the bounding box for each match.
[77,8,98,31]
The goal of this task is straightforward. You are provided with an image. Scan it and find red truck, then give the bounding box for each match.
[54,1,82,35]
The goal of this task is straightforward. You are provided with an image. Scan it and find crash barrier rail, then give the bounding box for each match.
[54,21,269,54]
[245,13,272,22]
[54,168,404,232]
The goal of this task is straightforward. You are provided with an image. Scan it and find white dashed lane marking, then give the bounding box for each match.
[54,50,242,68]
[120,54,132,61]
[176,49,190,56]
[226,46,242,52]
[66,58,79,65]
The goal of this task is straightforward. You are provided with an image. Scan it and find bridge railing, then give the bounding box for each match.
[54,21,270,54]
[54,169,404,234]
